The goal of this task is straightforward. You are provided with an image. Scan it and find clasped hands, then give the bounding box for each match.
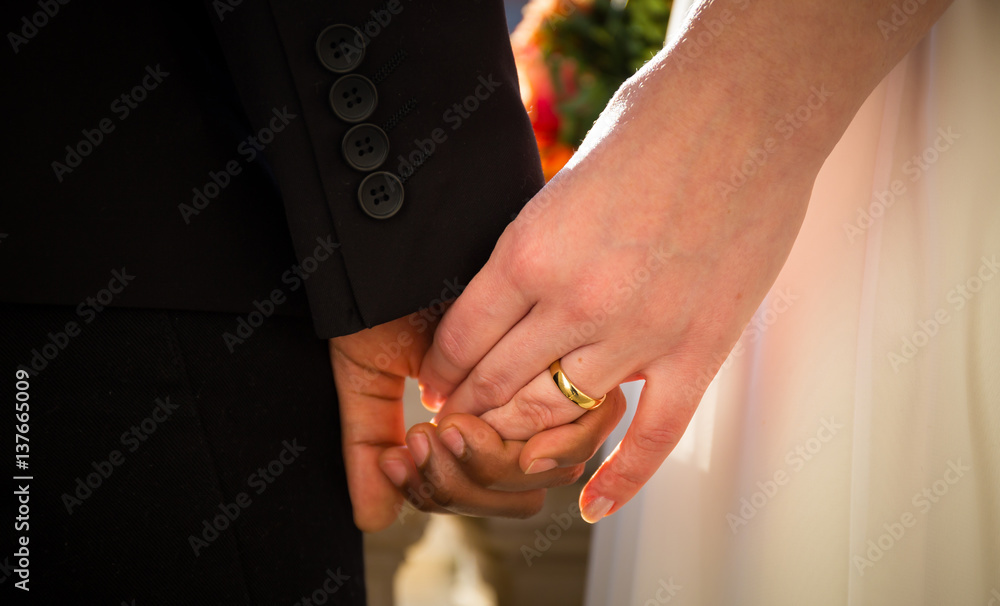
[331,309,629,532]
[328,0,949,533]
[332,117,810,532]
[333,166,799,532]
[331,37,822,531]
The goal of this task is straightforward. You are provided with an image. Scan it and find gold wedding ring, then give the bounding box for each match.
[549,359,606,410]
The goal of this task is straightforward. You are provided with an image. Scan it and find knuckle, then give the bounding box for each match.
[515,396,559,432]
[469,370,510,408]
[602,424,682,492]
[604,460,647,493]
[629,424,681,457]
[505,239,543,289]
[426,481,455,510]
[434,324,472,372]
[420,460,461,508]
[431,492,455,510]
[563,298,596,325]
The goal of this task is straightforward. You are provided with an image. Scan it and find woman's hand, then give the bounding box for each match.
[417,0,953,522]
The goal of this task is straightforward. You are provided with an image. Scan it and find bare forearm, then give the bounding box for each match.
[604,0,953,173]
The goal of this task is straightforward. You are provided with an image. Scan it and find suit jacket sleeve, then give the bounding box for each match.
[207,0,545,338]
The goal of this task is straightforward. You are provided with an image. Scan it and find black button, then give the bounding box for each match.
[316,24,364,73]
[342,123,389,171]
[329,74,377,123]
[358,172,404,219]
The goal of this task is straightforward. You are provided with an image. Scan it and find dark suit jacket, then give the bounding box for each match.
[0,2,544,603]
[0,0,544,337]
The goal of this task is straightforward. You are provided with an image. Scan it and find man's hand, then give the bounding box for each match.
[331,313,436,532]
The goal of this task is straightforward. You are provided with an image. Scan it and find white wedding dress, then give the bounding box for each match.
[585,1,1000,604]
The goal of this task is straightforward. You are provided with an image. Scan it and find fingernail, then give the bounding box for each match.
[439,427,466,459]
[419,383,443,412]
[420,384,444,408]
[581,496,614,523]
[408,432,430,467]
[381,459,407,488]
[525,458,558,475]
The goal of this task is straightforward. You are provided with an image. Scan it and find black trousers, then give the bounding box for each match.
[2,305,364,605]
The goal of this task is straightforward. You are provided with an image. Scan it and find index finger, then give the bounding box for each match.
[418,259,532,408]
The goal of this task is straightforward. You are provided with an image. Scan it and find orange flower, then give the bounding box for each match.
[540,142,575,181]
[512,0,595,180]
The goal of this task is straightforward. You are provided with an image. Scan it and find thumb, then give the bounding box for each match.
[578,376,701,523]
